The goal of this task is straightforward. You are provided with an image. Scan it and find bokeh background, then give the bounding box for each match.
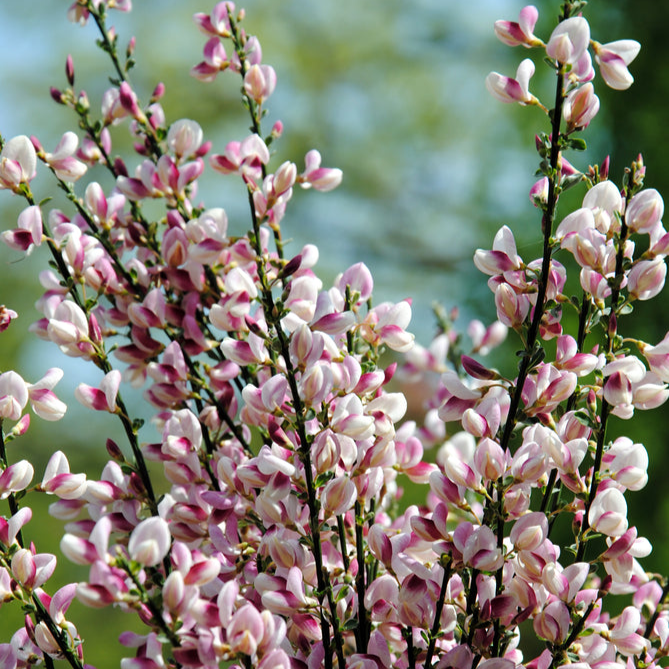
[1,0,668,665]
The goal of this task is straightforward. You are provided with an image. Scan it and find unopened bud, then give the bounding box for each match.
[29,136,44,154]
[128,472,145,496]
[77,90,90,112]
[113,157,128,177]
[88,313,103,345]
[598,574,612,597]
[600,155,610,180]
[50,87,65,104]
[278,254,302,279]
[65,55,75,86]
[151,82,165,102]
[607,312,617,338]
[106,438,124,461]
[11,414,31,437]
[270,120,283,139]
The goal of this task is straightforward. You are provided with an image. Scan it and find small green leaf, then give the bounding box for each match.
[341,618,359,631]
[569,137,587,151]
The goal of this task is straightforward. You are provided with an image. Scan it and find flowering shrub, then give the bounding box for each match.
[0,1,667,668]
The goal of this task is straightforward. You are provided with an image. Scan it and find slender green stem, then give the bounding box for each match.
[465,568,481,647]
[89,3,126,83]
[405,627,416,669]
[336,515,350,573]
[355,500,369,653]
[0,423,23,546]
[498,60,566,457]
[227,9,285,260]
[424,557,452,669]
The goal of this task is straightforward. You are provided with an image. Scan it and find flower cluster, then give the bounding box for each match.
[0,2,667,669]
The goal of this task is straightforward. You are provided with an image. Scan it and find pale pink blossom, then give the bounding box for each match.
[473,437,506,480]
[625,188,664,234]
[191,37,230,82]
[494,6,542,48]
[563,83,600,130]
[128,516,171,567]
[485,58,538,105]
[554,334,599,376]
[469,319,508,355]
[533,600,571,643]
[43,131,87,181]
[0,135,36,190]
[605,437,648,491]
[0,305,18,333]
[84,182,126,228]
[0,371,29,421]
[27,368,67,421]
[582,179,624,233]
[510,511,548,551]
[227,604,265,656]
[546,17,590,64]
[210,134,270,180]
[1,205,43,253]
[0,460,34,500]
[244,64,277,104]
[609,606,650,655]
[321,476,357,516]
[580,267,611,300]
[589,486,628,537]
[11,548,56,589]
[335,262,374,303]
[542,562,590,602]
[167,118,204,160]
[593,40,641,90]
[298,149,343,192]
[529,176,548,207]
[474,225,523,275]
[193,2,235,38]
[41,451,87,499]
[494,283,531,328]
[639,332,669,381]
[628,258,667,301]
[438,432,482,491]
[46,300,94,358]
[360,300,415,352]
[632,371,669,411]
[0,507,32,547]
[67,0,131,25]
[453,523,503,571]
[75,369,122,413]
[77,127,111,165]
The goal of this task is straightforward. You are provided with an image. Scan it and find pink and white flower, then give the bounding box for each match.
[0,135,36,190]
[593,40,641,90]
[494,5,543,48]
[486,59,538,105]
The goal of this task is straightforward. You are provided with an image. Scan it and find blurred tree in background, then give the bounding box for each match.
[0,1,667,664]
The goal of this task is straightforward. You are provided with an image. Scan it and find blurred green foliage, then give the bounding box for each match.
[0,1,668,666]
